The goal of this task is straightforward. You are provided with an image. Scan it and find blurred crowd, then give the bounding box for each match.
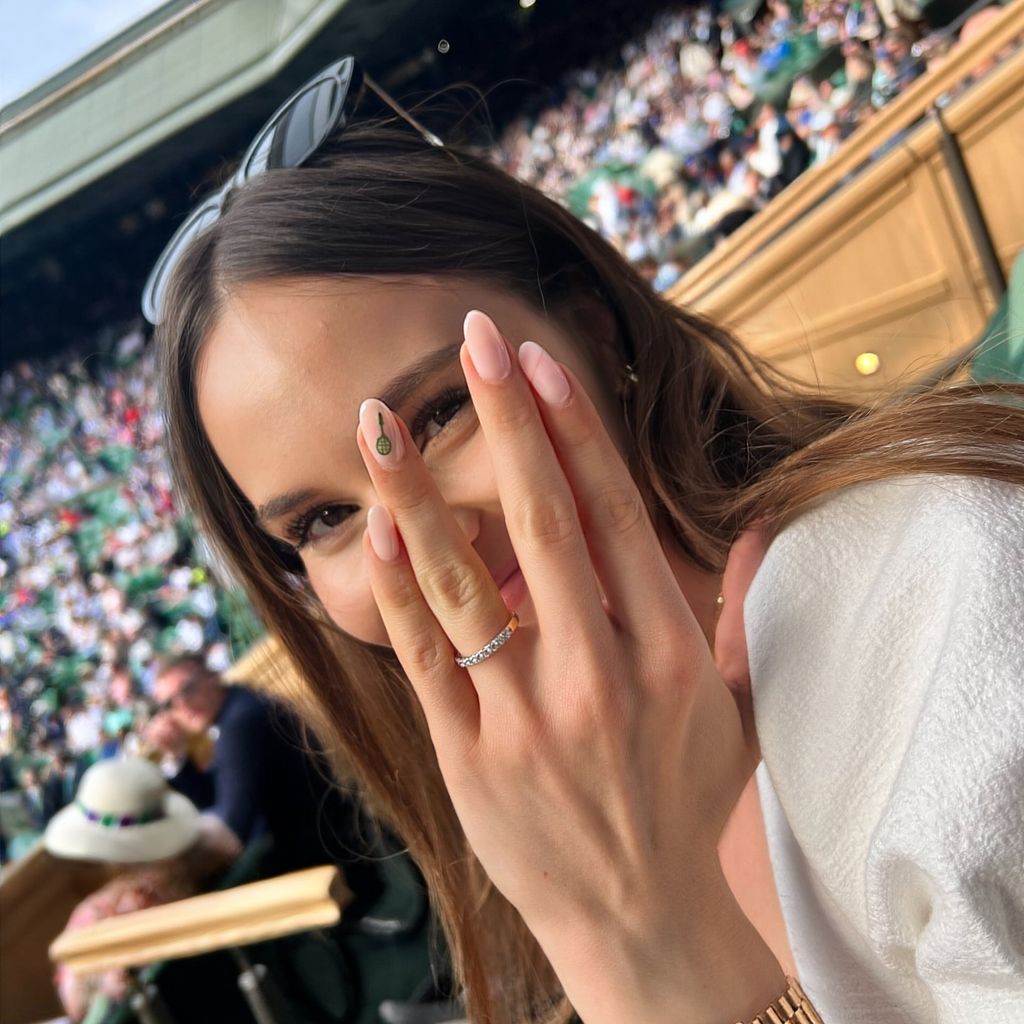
[1,0,1011,862]
[494,0,989,289]
[0,333,259,861]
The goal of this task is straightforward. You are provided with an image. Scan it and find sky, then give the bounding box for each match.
[0,0,169,107]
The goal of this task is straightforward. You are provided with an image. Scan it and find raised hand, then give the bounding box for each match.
[357,309,783,1022]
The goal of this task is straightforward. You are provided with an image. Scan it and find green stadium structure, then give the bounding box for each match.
[0,0,666,363]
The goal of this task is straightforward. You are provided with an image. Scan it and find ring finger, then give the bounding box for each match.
[356,397,514,672]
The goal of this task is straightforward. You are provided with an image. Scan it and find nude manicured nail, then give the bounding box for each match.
[366,505,400,562]
[518,341,571,407]
[359,398,404,468]
[464,310,512,382]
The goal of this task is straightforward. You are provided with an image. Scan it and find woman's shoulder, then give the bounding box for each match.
[745,472,1023,691]
[746,472,1024,1004]
[745,473,1022,662]
[745,471,1024,763]
[761,471,1023,575]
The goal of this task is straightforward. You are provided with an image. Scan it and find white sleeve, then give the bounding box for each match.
[745,474,1024,1023]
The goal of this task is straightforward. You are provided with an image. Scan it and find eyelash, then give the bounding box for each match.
[408,384,470,445]
[283,384,472,551]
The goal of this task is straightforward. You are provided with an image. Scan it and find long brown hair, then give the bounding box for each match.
[157,114,1024,1023]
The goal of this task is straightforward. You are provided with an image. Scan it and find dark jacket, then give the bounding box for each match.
[171,685,374,880]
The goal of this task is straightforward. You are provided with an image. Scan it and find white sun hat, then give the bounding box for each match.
[45,757,200,864]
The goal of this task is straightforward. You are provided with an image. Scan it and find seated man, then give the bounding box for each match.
[145,654,373,882]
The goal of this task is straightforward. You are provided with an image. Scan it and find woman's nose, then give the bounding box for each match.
[449,505,482,547]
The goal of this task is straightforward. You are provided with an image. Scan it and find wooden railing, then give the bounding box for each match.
[672,0,1024,308]
[666,15,1022,395]
[50,865,346,974]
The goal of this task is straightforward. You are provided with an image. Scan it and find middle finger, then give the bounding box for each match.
[461,310,607,633]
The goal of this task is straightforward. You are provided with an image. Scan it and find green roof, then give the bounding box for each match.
[0,0,351,235]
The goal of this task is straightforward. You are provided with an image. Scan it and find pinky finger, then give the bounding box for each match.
[363,505,481,745]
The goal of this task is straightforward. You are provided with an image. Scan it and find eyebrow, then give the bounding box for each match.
[254,339,464,528]
[255,487,323,528]
[378,340,463,411]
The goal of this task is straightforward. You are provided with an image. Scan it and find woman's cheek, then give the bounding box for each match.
[307,552,389,646]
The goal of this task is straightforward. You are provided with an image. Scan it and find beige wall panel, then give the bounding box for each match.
[702,137,993,393]
[764,292,991,394]
[898,142,993,345]
[913,52,1024,297]
[673,36,1022,397]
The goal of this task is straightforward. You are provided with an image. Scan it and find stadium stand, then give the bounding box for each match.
[1,0,1020,1019]
[2,0,1018,868]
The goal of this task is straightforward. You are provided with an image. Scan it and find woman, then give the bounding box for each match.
[149,61,1024,1024]
[45,757,238,1022]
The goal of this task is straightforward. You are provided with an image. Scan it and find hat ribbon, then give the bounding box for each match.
[75,799,165,828]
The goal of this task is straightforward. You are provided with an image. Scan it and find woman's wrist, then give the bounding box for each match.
[537,862,786,1024]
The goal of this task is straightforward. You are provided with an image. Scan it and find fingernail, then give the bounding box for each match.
[366,505,400,561]
[517,341,571,407]
[359,398,404,468]
[463,310,511,382]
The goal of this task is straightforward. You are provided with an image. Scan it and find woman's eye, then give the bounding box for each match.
[306,506,348,543]
[288,504,354,550]
[414,387,471,446]
[422,401,461,441]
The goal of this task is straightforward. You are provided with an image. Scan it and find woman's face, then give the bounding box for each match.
[198,275,620,646]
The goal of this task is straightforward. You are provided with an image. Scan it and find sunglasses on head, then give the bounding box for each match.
[141,56,443,326]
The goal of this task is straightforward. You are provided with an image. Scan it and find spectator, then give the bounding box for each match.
[19,766,47,831]
[43,749,80,823]
[713,205,758,246]
[145,655,373,877]
[887,30,927,87]
[0,688,15,761]
[64,700,103,756]
[44,758,237,1023]
[774,121,812,189]
[813,119,844,164]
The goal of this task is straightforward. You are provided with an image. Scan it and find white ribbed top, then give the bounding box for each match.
[746,474,1024,1023]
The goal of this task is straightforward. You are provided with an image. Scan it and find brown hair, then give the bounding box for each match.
[156,114,1023,1022]
[155,653,216,686]
[157,653,208,673]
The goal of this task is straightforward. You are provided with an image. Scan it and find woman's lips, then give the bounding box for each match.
[497,565,528,612]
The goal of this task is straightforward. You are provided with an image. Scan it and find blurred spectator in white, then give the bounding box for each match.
[65,700,102,756]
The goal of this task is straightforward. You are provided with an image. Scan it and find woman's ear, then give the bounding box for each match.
[569,290,619,353]
[561,289,631,407]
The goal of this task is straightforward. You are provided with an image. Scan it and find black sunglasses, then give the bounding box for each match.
[141,56,443,326]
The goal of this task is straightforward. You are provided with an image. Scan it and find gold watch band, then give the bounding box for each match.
[736,976,824,1024]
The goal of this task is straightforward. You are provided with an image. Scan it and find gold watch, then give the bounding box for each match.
[736,976,824,1024]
